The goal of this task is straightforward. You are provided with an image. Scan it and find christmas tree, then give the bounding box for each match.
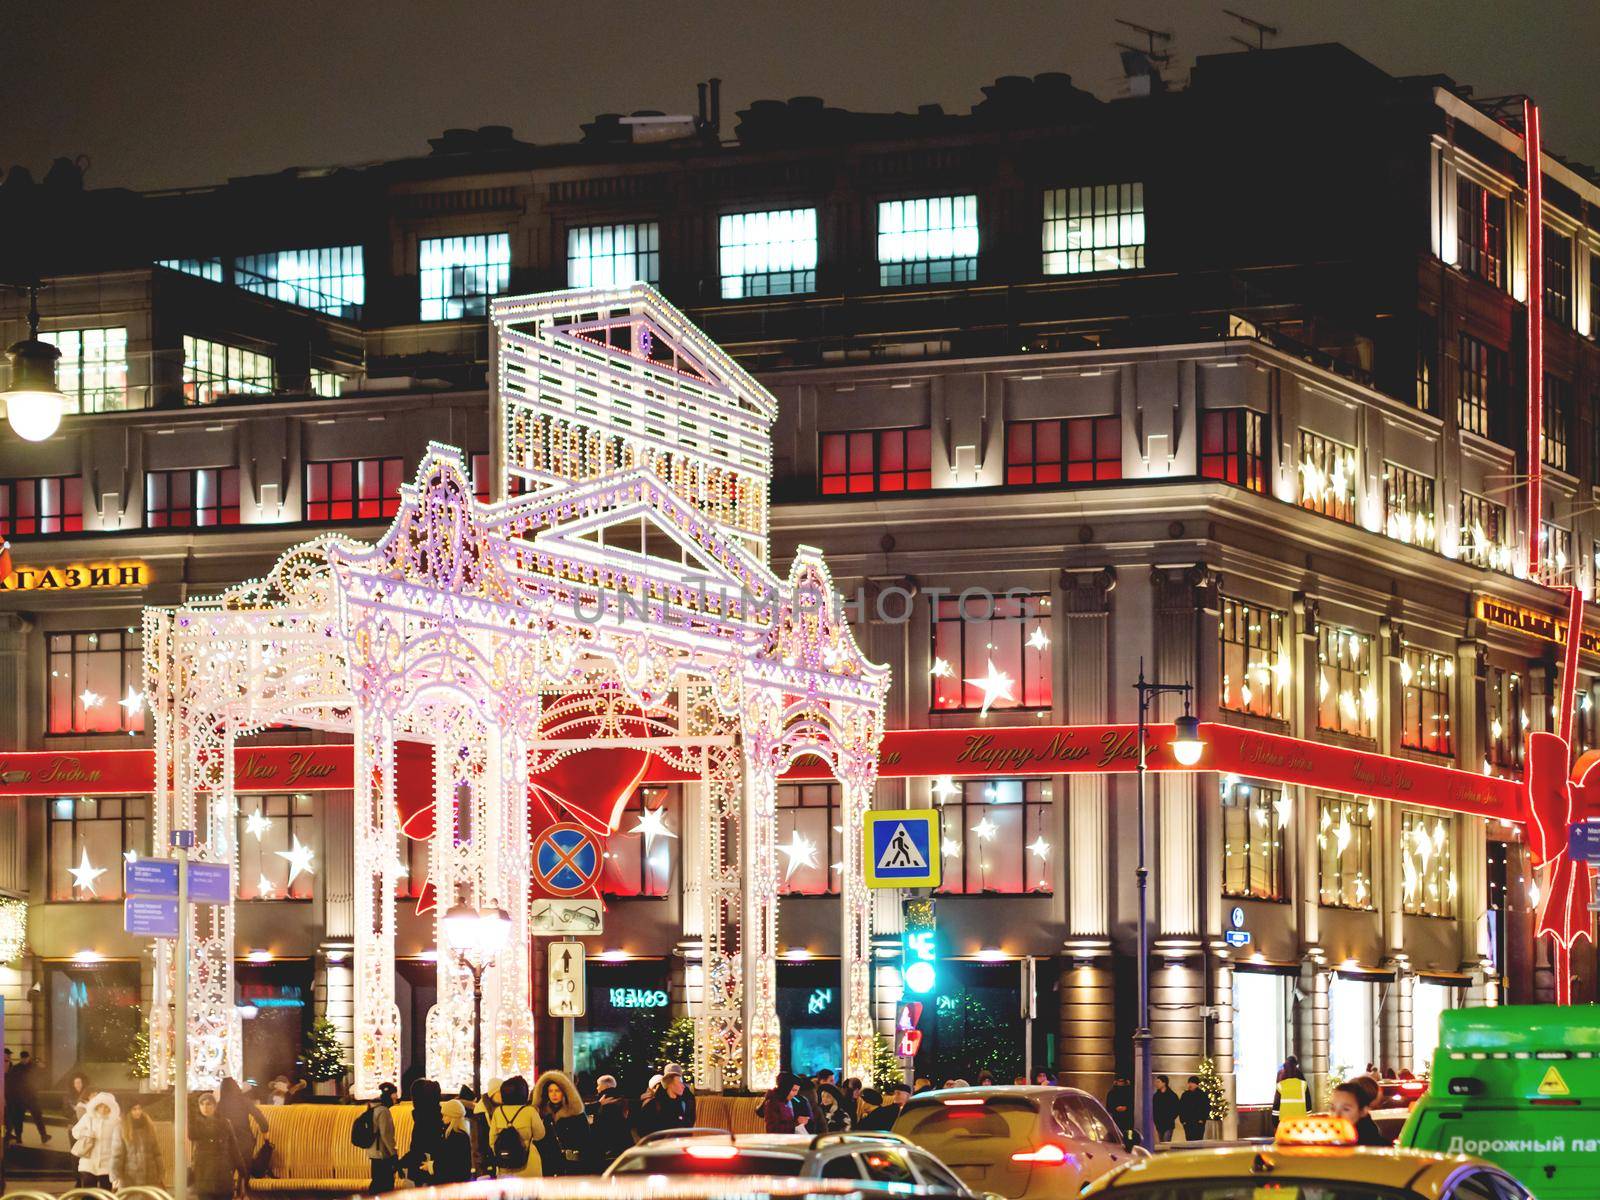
[302,1017,346,1083]
[127,1024,150,1080]
[870,1032,905,1092]
[1196,1056,1230,1121]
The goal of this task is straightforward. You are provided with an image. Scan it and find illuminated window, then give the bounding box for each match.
[1457,492,1509,571]
[1455,178,1505,286]
[1400,647,1453,756]
[398,833,429,899]
[1543,229,1572,326]
[41,328,129,413]
[1591,252,1600,339]
[1220,778,1286,901]
[566,222,659,289]
[183,335,273,405]
[819,427,931,494]
[1232,972,1289,1106]
[775,783,840,896]
[1411,982,1458,1076]
[1415,317,1436,413]
[1042,183,1144,275]
[1318,796,1375,910]
[1200,409,1266,493]
[310,371,346,398]
[470,451,493,503]
[1539,521,1572,582]
[601,786,677,899]
[930,593,1051,712]
[46,629,143,735]
[146,467,240,528]
[1542,375,1570,470]
[0,476,83,537]
[1382,463,1436,549]
[935,779,1052,895]
[420,233,511,320]
[235,246,364,318]
[1317,626,1375,739]
[720,209,817,298]
[48,796,145,900]
[1296,430,1357,523]
[304,458,403,522]
[1456,335,1506,440]
[1486,666,1524,773]
[237,793,315,900]
[1006,417,1120,484]
[877,195,978,286]
[1219,596,1286,720]
[1400,808,1455,917]
[157,258,223,282]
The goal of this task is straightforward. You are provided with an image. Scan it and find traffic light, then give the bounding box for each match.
[902,896,938,996]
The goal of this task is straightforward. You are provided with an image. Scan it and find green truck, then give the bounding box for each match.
[1399,1004,1600,1198]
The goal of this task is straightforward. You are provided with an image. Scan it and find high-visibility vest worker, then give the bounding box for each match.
[1276,1075,1309,1119]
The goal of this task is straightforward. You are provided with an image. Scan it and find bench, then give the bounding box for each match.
[249,1102,413,1195]
[692,1094,763,1134]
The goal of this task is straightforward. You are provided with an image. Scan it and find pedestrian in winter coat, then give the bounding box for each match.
[814,1083,852,1132]
[405,1078,445,1185]
[758,1072,805,1133]
[1105,1077,1134,1129]
[364,1086,400,1195]
[533,1070,591,1175]
[71,1091,122,1188]
[635,1070,694,1137]
[487,1074,544,1178]
[435,1099,475,1183]
[217,1077,268,1166]
[189,1092,245,1200]
[1176,1076,1210,1141]
[858,1083,908,1131]
[115,1101,166,1188]
[1151,1076,1180,1142]
[586,1075,632,1169]
[65,1073,93,1123]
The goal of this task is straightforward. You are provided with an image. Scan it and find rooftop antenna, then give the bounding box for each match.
[1114,18,1173,65]
[1223,9,1278,50]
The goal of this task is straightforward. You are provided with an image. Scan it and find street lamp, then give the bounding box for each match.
[441,894,512,1099]
[4,284,65,442]
[1132,660,1204,1150]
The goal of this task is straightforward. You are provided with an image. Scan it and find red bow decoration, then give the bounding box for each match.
[1523,731,1594,949]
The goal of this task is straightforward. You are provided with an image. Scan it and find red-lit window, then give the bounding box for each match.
[48,795,146,900]
[304,457,403,522]
[930,592,1052,712]
[236,793,315,900]
[47,628,144,735]
[820,427,932,494]
[398,831,429,899]
[470,452,492,503]
[146,468,240,528]
[935,779,1052,895]
[1006,417,1120,485]
[776,783,841,896]
[0,476,84,536]
[1200,410,1266,493]
[601,786,677,898]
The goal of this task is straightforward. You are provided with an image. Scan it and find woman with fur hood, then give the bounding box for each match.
[532,1070,592,1175]
[71,1091,123,1188]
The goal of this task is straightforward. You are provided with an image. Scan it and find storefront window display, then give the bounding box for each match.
[910,960,1026,1085]
[1231,969,1289,1106]
[237,960,313,1085]
[602,786,678,898]
[1327,973,1378,1080]
[777,959,843,1077]
[46,959,141,1087]
[574,958,675,1092]
[1411,980,1459,1076]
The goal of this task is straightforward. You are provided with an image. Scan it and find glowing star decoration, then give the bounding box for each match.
[964,661,1015,716]
[1027,836,1052,860]
[244,809,273,841]
[257,875,276,899]
[931,776,960,803]
[68,847,107,895]
[78,689,104,710]
[628,806,677,855]
[929,657,953,679]
[1026,626,1050,652]
[123,849,138,864]
[275,835,315,886]
[775,829,819,882]
[119,688,144,717]
[972,816,999,842]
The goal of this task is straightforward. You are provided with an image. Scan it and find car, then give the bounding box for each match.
[392,1175,971,1200]
[1079,1114,1533,1199]
[605,1127,979,1194]
[890,1086,1141,1199]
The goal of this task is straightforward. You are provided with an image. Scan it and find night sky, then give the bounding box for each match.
[5,0,1598,192]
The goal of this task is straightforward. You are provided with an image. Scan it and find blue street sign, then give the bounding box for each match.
[125,858,179,898]
[1568,820,1600,864]
[124,897,180,938]
[170,830,195,849]
[187,862,232,905]
[864,809,941,888]
[1224,929,1252,948]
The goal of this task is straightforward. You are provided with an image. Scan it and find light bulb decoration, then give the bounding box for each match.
[4,283,66,443]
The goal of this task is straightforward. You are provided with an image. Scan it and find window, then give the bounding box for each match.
[182,335,273,404]
[47,629,144,735]
[1457,334,1506,440]
[1318,796,1375,909]
[1006,417,1120,484]
[0,476,83,536]
[48,796,145,900]
[398,831,429,899]
[1486,667,1525,773]
[1458,492,1510,571]
[935,778,1052,895]
[237,793,315,900]
[1401,647,1454,755]
[157,258,223,282]
[601,786,677,898]
[420,233,511,320]
[470,451,493,504]
[1042,183,1144,275]
[304,458,403,522]
[719,209,817,298]
[1540,522,1572,581]
[1382,462,1436,549]
[1317,626,1375,738]
[820,428,932,494]
[1415,317,1436,413]
[235,246,365,318]
[1231,972,1289,1106]
[1455,178,1506,286]
[1296,430,1357,523]
[1592,252,1600,339]
[1220,778,1287,900]
[1219,597,1286,719]
[1543,228,1572,325]
[1400,808,1455,917]
[41,328,129,413]
[146,467,241,528]
[1541,375,1570,470]
[878,195,978,286]
[930,592,1051,712]
[1200,409,1266,492]
[566,223,658,289]
[774,783,840,896]
[1327,974,1376,1080]
[309,370,345,398]
[1411,982,1458,1076]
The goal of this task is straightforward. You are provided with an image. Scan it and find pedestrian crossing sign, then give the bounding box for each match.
[864,809,941,889]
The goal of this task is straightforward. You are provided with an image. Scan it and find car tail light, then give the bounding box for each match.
[942,1098,986,1106]
[684,1144,740,1160]
[1011,1143,1068,1164]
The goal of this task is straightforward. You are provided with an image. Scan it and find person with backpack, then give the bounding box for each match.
[486,1074,544,1177]
[533,1070,591,1175]
[403,1078,444,1185]
[352,1084,398,1194]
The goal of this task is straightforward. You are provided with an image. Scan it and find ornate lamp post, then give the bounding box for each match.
[441,894,512,1099]
[4,284,65,442]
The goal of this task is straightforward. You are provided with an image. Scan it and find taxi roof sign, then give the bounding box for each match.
[864,809,940,888]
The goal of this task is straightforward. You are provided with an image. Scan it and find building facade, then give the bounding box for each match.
[1,43,1597,1117]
